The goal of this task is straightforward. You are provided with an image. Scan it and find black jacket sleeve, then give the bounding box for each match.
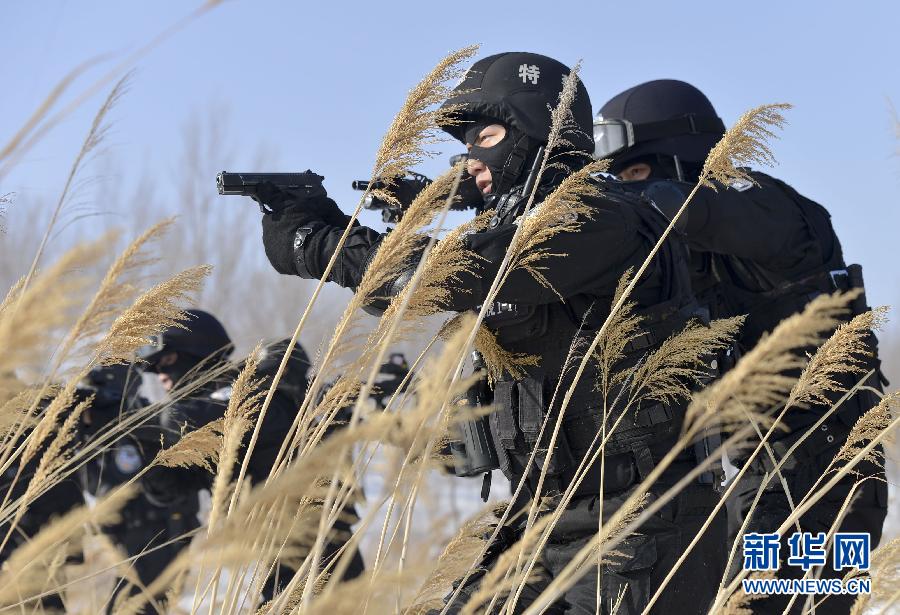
[296,221,384,289]
[684,172,816,268]
[292,196,654,313]
[443,202,652,311]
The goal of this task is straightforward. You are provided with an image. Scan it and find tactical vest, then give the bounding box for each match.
[688,173,884,437]
[483,184,703,500]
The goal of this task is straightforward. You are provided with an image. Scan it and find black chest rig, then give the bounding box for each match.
[482,184,707,500]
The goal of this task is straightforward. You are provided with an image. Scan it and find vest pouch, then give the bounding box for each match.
[846,264,869,316]
[518,378,575,479]
[490,380,519,477]
[572,451,639,497]
[483,302,549,345]
[517,378,544,443]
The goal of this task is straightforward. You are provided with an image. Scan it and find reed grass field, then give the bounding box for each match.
[1,4,898,614]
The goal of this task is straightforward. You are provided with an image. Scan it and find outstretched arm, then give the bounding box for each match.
[261,193,654,312]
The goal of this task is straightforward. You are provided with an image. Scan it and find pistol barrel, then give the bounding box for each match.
[216,171,247,195]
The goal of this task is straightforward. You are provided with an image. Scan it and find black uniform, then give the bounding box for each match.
[650,173,886,615]
[0,434,84,612]
[139,314,364,603]
[598,79,887,614]
[258,53,726,614]
[72,364,196,612]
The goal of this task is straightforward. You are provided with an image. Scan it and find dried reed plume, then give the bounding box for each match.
[65,218,175,362]
[95,264,211,364]
[594,270,644,394]
[788,306,888,407]
[834,392,897,467]
[372,46,478,183]
[16,376,82,472]
[0,387,40,436]
[19,395,91,503]
[17,76,130,294]
[543,60,590,171]
[630,315,744,405]
[685,291,855,436]
[153,418,223,473]
[508,160,605,298]
[405,208,493,321]
[700,103,792,189]
[439,316,539,384]
[356,165,464,309]
[0,239,106,380]
[208,345,266,528]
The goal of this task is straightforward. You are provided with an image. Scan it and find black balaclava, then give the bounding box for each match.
[617,153,703,183]
[463,120,536,198]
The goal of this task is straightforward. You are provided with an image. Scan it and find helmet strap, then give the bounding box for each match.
[672,154,684,182]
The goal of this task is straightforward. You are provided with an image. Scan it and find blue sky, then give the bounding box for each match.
[3,0,899,321]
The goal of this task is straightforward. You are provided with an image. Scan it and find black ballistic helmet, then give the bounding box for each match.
[439,52,593,195]
[138,309,233,371]
[596,79,726,176]
[78,364,143,407]
[256,338,312,409]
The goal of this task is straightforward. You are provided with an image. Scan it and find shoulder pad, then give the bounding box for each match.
[209,385,233,401]
[727,177,755,192]
[113,443,143,475]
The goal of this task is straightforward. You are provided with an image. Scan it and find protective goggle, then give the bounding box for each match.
[592,118,635,160]
[136,334,165,362]
[592,114,726,160]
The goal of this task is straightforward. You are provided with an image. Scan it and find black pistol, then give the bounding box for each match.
[216,171,324,214]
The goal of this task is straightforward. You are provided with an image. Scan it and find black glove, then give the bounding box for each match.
[371,353,410,408]
[617,179,692,232]
[260,183,348,275]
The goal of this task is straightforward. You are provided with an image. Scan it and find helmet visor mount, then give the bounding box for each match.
[592,118,634,160]
[137,334,166,370]
[593,113,727,161]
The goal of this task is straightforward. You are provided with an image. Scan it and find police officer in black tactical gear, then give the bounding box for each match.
[256,52,729,614]
[139,310,364,602]
[75,363,187,612]
[0,388,86,612]
[596,79,888,615]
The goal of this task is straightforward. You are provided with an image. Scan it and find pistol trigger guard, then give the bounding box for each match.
[259,202,279,216]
